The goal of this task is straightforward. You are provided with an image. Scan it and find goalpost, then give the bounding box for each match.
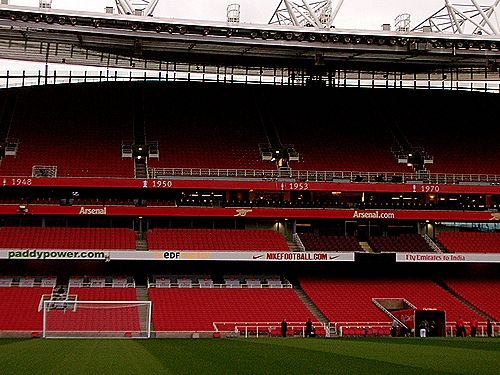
[42,300,152,339]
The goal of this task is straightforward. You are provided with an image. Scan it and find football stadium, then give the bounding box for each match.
[0,0,499,373]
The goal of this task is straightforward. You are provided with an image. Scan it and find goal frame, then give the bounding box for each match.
[42,300,152,339]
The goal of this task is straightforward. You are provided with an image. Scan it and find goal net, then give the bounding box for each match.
[42,300,152,339]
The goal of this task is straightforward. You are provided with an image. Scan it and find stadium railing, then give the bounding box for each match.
[0,69,499,94]
[149,167,500,184]
[445,321,499,337]
[212,321,328,338]
[333,322,393,336]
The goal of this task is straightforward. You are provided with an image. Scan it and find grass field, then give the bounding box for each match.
[0,337,499,374]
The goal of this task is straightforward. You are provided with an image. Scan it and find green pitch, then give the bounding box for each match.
[0,337,499,375]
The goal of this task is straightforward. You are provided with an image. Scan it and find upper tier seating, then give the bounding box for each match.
[399,91,500,175]
[145,85,273,171]
[46,287,140,333]
[300,278,481,323]
[298,233,362,252]
[147,228,289,251]
[437,232,500,253]
[368,234,434,253]
[1,84,497,177]
[149,288,315,332]
[0,227,136,250]
[0,85,134,178]
[443,279,500,321]
[271,89,410,173]
[0,286,52,331]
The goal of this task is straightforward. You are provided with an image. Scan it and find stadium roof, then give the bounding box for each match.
[0,5,499,74]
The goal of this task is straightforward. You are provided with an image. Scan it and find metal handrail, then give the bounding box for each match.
[149,167,500,184]
[0,69,499,93]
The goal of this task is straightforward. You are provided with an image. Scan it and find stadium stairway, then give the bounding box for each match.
[359,242,374,253]
[136,286,154,333]
[135,231,148,251]
[287,239,303,252]
[293,285,329,334]
[436,280,495,321]
[134,159,148,179]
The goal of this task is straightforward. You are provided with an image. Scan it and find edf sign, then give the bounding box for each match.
[163,251,181,260]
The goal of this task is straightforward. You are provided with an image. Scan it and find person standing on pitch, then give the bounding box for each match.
[305,318,313,337]
[281,319,288,337]
[391,319,398,337]
[470,318,478,337]
[486,319,493,337]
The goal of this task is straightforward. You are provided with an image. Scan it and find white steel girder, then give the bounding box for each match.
[412,0,500,35]
[115,0,160,16]
[269,0,344,29]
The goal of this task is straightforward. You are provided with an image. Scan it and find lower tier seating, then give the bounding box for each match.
[0,227,137,250]
[437,232,500,253]
[0,287,52,331]
[147,228,289,251]
[46,287,140,333]
[300,278,482,324]
[149,288,316,333]
[444,279,500,321]
[298,233,362,252]
[368,234,434,253]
